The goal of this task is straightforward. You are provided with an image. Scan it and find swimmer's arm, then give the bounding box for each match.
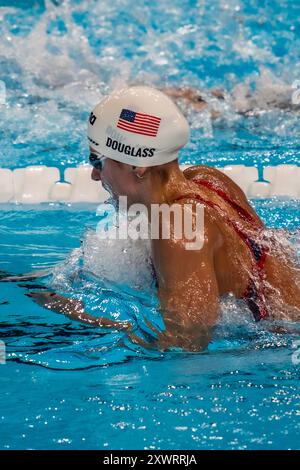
[0,268,52,282]
[159,251,219,319]
[27,291,132,331]
[161,86,198,99]
[153,213,220,350]
[162,86,224,101]
[161,87,207,108]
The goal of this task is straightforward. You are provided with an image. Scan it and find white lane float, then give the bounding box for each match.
[0,164,299,203]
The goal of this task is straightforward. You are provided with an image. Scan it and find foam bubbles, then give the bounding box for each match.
[82,228,154,291]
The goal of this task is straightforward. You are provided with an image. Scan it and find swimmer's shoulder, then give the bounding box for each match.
[183,165,261,223]
[183,164,245,199]
[183,165,239,189]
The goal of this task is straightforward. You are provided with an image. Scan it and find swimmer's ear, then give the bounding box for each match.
[132,166,147,180]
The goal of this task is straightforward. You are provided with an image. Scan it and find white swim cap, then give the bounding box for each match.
[87,86,190,167]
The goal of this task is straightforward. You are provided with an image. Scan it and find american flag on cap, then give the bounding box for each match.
[117,108,161,137]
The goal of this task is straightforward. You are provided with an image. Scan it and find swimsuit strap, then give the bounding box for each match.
[192,176,261,226]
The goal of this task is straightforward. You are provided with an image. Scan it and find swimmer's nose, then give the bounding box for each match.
[91,167,101,181]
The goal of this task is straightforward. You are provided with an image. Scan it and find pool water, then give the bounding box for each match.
[0,0,300,450]
[0,0,300,173]
[0,200,299,449]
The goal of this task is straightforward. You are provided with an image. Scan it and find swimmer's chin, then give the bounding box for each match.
[101,181,111,193]
[101,183,119,208]
[104,195,119,210]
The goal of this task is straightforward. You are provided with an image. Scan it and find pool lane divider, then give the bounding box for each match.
[0,164,299,203]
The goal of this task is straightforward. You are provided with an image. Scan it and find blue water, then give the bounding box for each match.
[0,0,299,172]
[0,0,300,450]
[0,201,299,449]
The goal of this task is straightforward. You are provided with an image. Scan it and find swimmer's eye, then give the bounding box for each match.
[89,153,107,171]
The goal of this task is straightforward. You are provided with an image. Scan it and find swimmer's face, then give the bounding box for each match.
[90,147,141,206]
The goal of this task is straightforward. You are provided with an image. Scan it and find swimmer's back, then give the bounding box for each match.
[183,164,300,320]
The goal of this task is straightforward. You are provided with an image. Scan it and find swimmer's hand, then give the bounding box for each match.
[26,291,133,331]
[25,291,201,351]
[0,269,51,283]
